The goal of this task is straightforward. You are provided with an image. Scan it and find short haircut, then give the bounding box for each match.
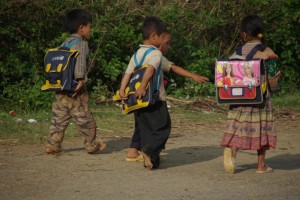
[64,9,92,34]
[142,16,167,40]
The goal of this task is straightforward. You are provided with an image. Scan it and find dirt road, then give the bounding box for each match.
[1,110,300,200]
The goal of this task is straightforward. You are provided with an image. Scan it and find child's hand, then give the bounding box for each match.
[135,87,146,99]
[192,74,209,83]
[119,90,128,100]
[72,79,84,97]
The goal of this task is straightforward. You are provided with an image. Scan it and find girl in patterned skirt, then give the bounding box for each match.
[220,15,277,174]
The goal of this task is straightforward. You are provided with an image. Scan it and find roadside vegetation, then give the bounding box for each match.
[0,0,299,144]
[1,0,299,111]
[1,92,299,144]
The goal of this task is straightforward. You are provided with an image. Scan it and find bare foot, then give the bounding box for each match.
[141,151,153,170]
[99,140,107,151]
[126,148,140,158]
[231,147,237,159]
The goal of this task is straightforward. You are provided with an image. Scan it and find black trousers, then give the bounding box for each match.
[133,101,171,162]
[130,116,142,150]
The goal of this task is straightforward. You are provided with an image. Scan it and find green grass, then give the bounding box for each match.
[92,104,134,137]
[0,104,133,144]
[1,92,299,145]
[170,108,225,123]
[0,103,225,144]
[0,110,51,144]
[272,91,300,110]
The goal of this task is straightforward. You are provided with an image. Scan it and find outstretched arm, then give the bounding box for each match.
[170,65,209,83]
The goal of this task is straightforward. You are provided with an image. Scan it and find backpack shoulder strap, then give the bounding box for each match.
[236,45,243,56]
[134,47,156,67]
[63,39,81,49]
[236,44,264,60]
[154,62,162,92]
[246,44,263,60]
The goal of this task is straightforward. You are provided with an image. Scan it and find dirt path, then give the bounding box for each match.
[1,110,300,200]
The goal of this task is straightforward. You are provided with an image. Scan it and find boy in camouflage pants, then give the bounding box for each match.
[45,9,106,154]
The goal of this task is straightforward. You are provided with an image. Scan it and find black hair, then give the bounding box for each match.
[142,16,167,40]
[64,9,92,34]
[164,30,171,35]
[240,15,266,49]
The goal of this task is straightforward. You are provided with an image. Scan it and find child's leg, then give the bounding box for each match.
[71,92,104,153]
[137,101,171,168]
[257,149,266,169]
[46,94,71,153]
[127,116,142,159]
[231,147,238,158]
[257,148,272,172]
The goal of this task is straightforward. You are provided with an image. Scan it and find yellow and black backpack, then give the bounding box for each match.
[113,47,161,114]
[41,39,80,96]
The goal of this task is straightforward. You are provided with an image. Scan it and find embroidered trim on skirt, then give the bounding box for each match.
[220,98,276,150]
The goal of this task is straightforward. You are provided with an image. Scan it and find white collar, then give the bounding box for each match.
[139,44,158,49]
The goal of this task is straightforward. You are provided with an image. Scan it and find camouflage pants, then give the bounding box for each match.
[46,92,100,153]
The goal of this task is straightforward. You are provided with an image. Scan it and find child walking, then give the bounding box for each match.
[119,16,169,169]
[220,15,277,173]
[126,31,209,161]
[45,9,106,154]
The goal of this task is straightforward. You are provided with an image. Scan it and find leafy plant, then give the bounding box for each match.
[0,0,299,111]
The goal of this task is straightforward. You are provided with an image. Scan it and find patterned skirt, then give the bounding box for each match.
[220,98,276,150]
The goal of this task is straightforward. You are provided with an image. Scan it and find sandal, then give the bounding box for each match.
[224,147,235,174]
[256,166,273,173]
[126,154,144,162]
[87,140,107,154]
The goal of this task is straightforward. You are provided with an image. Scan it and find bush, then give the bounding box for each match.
[0,0,299,110]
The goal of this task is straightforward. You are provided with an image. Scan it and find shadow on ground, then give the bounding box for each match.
[161,146,223,168]
[236,153,300,173]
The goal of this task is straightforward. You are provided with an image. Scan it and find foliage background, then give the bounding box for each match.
[0,0,299,111]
